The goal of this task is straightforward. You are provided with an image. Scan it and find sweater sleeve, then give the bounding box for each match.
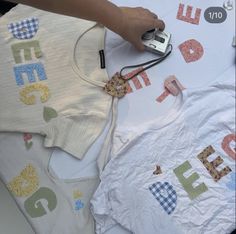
[44,113,109,159]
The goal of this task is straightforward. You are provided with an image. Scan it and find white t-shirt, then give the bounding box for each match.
[91,65,236,234]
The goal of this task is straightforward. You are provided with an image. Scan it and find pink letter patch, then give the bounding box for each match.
[177,4,201,25]
[179,39,204,63]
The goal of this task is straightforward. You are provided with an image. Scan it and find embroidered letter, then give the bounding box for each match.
[14,63,47,86]
[197,146,232,182]
[24,187,57,218]
[20,83,50,105]
[8,17,39,40]
[174,161,208,200]
[179,39,204,63]
[149,182,177,215]
[177,4,201,25]
[222,134,236,160]
[7,164,39,197]
[124,67,151,93]
[11,41,42,64]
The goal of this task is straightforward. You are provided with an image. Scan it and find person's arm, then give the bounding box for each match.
[7,0,165,51]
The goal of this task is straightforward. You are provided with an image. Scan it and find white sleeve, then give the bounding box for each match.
[91,177,184,234]
[90,183,120,234]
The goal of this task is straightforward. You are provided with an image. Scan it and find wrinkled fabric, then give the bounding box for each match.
[91,66,236,234]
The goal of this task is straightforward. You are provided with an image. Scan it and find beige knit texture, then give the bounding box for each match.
[0,4,113,159]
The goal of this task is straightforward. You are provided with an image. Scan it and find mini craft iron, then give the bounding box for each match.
[142,29,171,55]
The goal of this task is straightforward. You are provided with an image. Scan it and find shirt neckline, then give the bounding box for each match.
[119,65,234,135]
[46,152,99,184]
[117,88,189,135]
[71,22,109,88]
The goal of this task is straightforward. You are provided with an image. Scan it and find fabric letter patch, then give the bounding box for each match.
[222,134,236,160]
[7,164,39,197]
[8,17,39,40]
[14,63,47,86]
[20,83,50,105]
[157,76,185,102]
[174,161,208,200]
[177,4,201,25]
[123,67,151,93]
[149,182,177,215]
[179,39,204,63]
[24,187,57,218]
[156,90,171,103]
[164,76,185,96]
[197,145,232,182]
[11,41,42,64]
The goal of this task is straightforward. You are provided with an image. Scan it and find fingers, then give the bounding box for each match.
[138,7,165,31]
[135,9,165,51]
[136,18,165,51]
[118,6,166,52]
[155,19,165,31]
[140,7,159,20]
[135,39,145,51]
[144,8,158,19]
[144,18,165,34]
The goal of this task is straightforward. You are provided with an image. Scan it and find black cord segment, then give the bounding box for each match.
[120,44,173,80]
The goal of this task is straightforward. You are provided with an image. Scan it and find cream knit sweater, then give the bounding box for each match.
[0,4,113,159]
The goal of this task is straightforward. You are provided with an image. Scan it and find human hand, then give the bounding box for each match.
[117,7,165,51]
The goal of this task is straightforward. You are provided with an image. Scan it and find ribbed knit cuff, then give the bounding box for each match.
[44,114,107,159]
